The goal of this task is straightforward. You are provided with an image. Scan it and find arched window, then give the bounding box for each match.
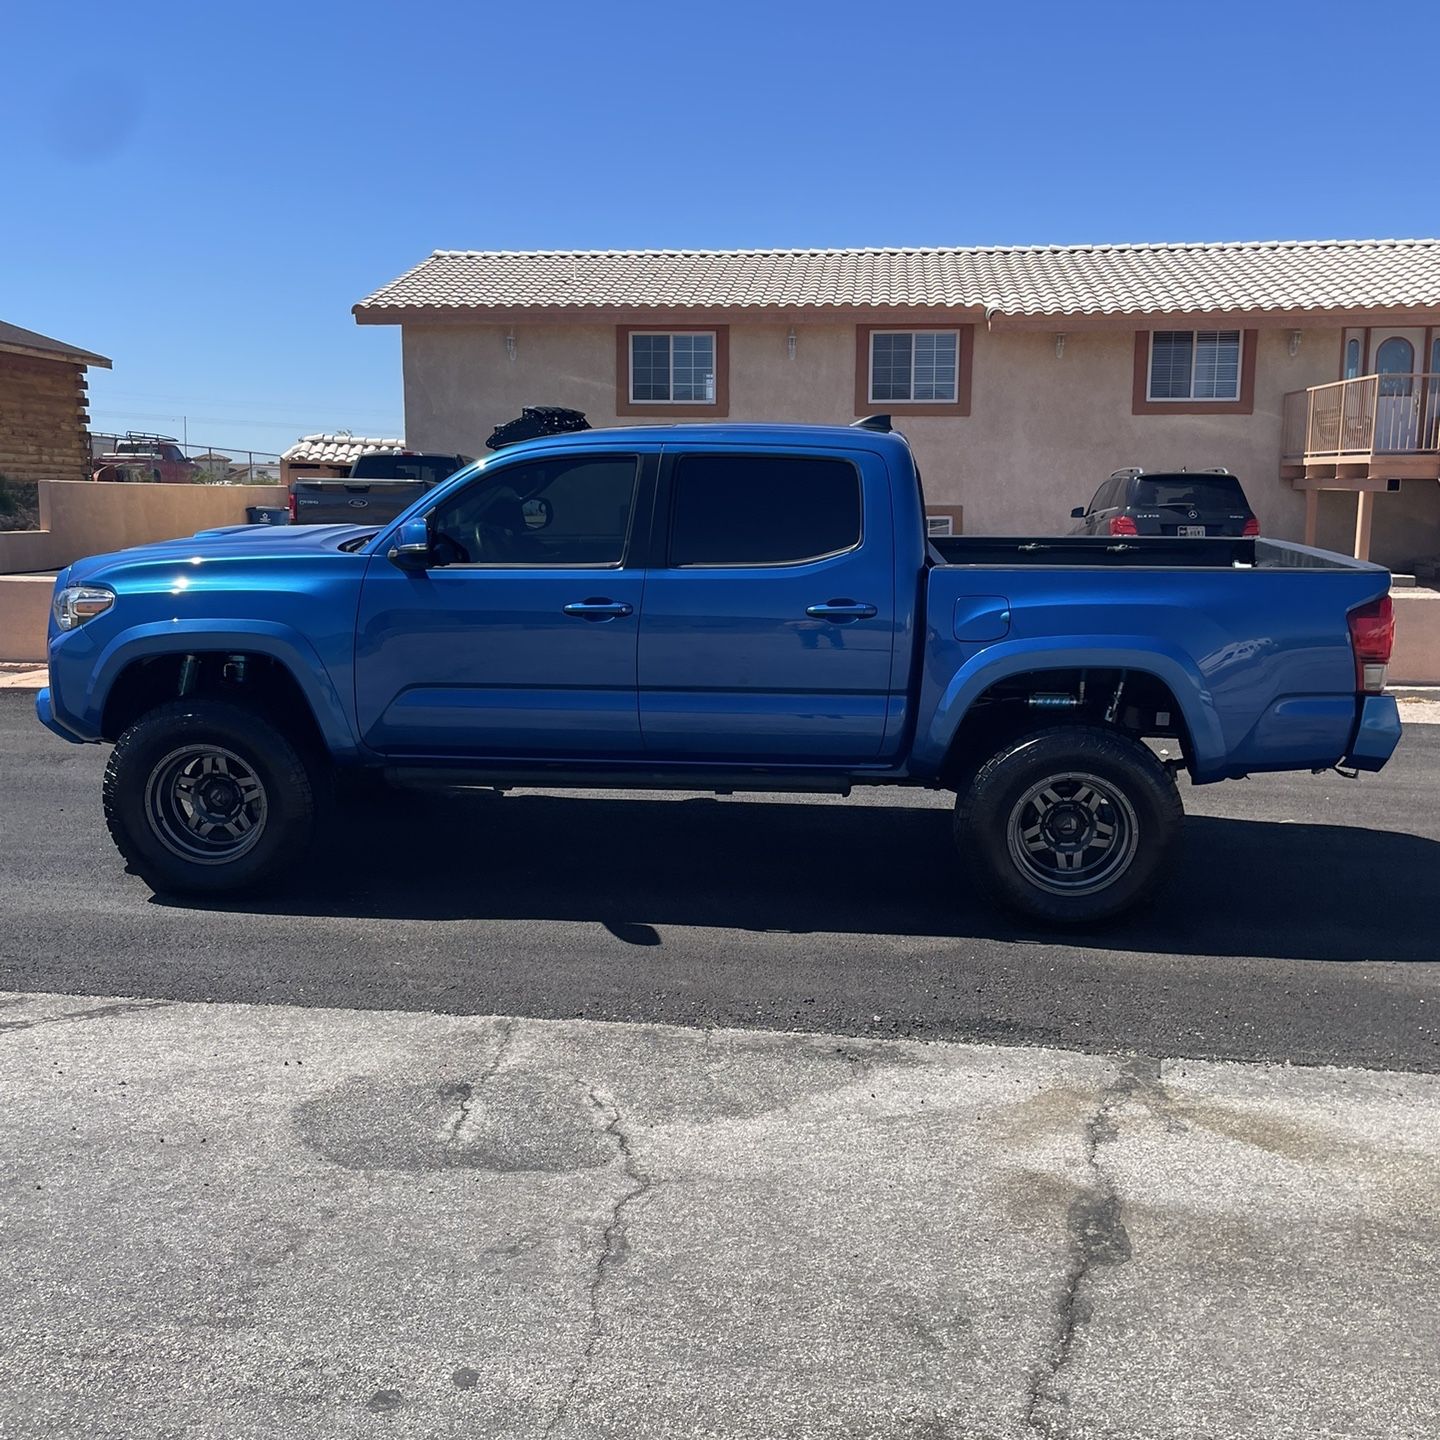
[1344,338,1361,379]
[1376,336,1415,397]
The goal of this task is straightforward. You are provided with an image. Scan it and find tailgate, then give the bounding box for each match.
[292,481,427,522]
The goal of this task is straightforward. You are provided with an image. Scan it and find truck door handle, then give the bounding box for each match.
[805,600,877,622]
[562,599,633,621]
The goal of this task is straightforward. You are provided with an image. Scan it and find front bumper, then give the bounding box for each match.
[1343,694,1402,772]
[35,686,87,745]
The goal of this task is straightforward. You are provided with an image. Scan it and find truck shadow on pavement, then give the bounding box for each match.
[185,789,1440,964]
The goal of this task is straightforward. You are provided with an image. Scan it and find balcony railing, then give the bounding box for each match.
[1284,373,1440,465]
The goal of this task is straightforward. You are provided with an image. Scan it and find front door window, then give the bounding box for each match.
[1374,337,1418,452]
[1375,337,1415,393]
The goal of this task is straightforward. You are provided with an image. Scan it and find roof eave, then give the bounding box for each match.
[986,304,1440,331]
[354,301,990,326]
[354,300,1440,330]
[0,340,112,368]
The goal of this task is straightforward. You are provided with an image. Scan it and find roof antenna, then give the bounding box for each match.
[851,414,892,433]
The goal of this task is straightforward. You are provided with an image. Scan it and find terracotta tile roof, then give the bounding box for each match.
[354,239,1440,322]
[0,320,111,368]
[282,433,404,465]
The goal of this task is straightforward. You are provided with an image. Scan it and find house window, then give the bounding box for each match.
[1148,330,1243,401]
[869,331,959,403]
[629,331,716,404]
[1345,338,1362,379]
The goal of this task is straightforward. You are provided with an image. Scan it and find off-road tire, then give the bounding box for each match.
[954,725,1182,927]
[103,699,316,896]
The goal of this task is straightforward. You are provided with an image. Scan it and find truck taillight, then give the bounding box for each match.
[287,490,297,523]
[1348,594,1394,693]
[1242,516,1260,536]
[1108,515,1138,536]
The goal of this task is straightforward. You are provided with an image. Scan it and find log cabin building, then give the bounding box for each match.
[0,320,111,485]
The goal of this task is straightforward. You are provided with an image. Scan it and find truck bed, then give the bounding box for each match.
[916,535,1392,784]
[930,535,1379,571]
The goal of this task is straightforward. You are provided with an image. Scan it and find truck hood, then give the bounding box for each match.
[66,523,377,583]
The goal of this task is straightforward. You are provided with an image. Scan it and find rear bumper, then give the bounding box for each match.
[1344,694,1402,772]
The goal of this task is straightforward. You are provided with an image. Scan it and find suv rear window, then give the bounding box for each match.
[668,455,861,566]
[1134,476,1247,510]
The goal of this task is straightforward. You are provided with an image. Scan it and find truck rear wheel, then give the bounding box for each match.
[103,700,316,896]
[954,725,1181,926]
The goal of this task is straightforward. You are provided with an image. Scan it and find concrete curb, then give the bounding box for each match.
[0,667,47,690]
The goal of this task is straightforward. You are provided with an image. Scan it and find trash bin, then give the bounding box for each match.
[246,506,289,526]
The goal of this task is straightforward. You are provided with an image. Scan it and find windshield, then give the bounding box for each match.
[1135,476,1247,511]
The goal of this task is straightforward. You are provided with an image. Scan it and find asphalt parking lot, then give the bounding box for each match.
[2,691,1438,1072]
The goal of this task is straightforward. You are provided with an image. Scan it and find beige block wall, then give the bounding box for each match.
[0,481,288,575]
[1391,590,1440,684]
[0,575,55,661]
[402,321,1348,542]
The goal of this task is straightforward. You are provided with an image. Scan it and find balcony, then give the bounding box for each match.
[1282,374,1440,484]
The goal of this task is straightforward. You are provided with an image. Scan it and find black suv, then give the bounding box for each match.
[1071,468,1259,538]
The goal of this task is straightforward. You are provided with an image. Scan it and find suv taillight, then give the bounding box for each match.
[287,490,297,523]
[1108,515,1138,536]
[1242,516,1260,537]
[1348,594,1394,694]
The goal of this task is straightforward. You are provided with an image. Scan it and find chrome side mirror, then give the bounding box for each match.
[387,518,432,572]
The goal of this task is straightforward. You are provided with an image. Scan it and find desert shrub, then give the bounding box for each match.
[0,474,40,531]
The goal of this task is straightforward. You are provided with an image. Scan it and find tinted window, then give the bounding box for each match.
[1134,476,1248,511]
[669,455,861,566]
[352,454,466,485]
[430,455,637,566]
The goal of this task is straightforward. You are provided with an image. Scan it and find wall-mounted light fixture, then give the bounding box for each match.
[787,327,797,360]
[1054,333,1067,359]
[505,330,517,362]
[1289,330,1302,357]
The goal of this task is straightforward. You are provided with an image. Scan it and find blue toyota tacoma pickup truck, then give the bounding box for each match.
[36,420,1401,925]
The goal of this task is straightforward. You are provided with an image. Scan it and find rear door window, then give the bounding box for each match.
[667,454,861,567]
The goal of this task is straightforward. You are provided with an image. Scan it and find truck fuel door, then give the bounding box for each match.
[953,595,1012,644]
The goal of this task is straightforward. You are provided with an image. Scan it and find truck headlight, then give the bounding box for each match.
[53,585,115,631]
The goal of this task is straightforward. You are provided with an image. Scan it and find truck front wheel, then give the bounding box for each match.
[955,726,1181,926]
[103,700,316,896]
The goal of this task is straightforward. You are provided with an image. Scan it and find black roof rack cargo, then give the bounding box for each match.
[486,406,591,451]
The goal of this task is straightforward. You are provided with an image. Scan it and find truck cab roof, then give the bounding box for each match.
[484,421,914,465]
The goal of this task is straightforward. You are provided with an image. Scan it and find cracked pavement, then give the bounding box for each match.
[2,994,1437,1438]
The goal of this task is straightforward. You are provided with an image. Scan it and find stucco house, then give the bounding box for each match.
[354,239,1440,570]
[0,320,111,486]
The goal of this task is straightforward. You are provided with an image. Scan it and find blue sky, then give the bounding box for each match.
[4,0,1436,456]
